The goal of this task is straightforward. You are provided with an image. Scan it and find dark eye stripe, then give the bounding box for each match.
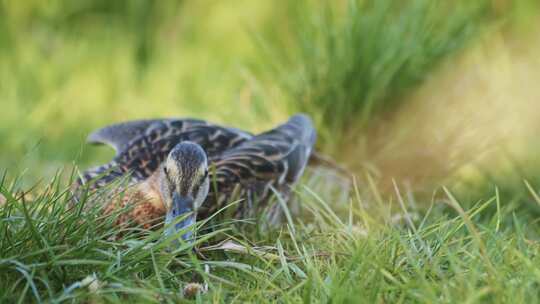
[163,166,169,179]
[163,166,176,193]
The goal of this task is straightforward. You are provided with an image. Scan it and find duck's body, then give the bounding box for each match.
[77,115,316,232]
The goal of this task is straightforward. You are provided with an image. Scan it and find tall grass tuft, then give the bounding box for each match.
[257,0,492,135]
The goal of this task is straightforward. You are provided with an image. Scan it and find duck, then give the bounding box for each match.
[75,114,316,241]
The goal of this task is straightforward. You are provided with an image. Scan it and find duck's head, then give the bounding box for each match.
[159,141,210,242]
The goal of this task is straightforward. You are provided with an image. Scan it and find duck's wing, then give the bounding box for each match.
[87,119,209,155]
[79,120,252,189]
[206,114,316,212]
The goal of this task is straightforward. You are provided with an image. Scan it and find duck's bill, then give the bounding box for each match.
[165,194,196,243]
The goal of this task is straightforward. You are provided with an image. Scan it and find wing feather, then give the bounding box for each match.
[209,114,316,206]
[79,121,252,189]
[86,118,209,155]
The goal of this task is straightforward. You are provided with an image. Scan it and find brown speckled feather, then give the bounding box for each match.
[201,115,316,218]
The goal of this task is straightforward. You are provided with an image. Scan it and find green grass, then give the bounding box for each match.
[1,172,539,303]
[254,0,492,138]
[452,145,540,221]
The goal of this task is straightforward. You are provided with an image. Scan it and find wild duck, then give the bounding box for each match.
[76,114,316,241]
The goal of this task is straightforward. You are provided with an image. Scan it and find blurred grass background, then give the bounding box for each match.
[0,1,284,176]
[1,0,540,208]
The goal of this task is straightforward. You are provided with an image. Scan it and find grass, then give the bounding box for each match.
[1,0,540,302]
[254,0,492,138]
[1,172,539,303]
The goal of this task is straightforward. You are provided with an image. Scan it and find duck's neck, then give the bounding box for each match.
[135,170,167,212]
